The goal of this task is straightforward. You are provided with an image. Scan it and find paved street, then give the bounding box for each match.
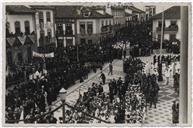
[139,56,179,125]
[47,55,179,124]
[50,59,125,122]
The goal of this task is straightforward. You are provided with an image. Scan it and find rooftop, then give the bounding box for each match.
[151,6,180,19]
[55,6,113,19]
[126,6,145,13]
[6,5,35,14]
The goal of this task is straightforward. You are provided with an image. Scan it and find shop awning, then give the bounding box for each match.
[18,36,26,45]
[6,39,11,48]
[24,35,34,45]
[6,37,15,47]
[13,37,22,47]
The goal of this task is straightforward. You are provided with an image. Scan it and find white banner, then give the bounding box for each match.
[32,51,44,58]
[44,52,54,58]
[33,51,54,58]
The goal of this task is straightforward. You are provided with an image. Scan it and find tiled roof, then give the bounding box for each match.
[127,6,145,13]
[152,6,180,19]
[6,5,35,14]
[55,6,80,18]
[111,6,125,10]
[30,5,55,10]
[91,6,105,10]
[55,6,113,19]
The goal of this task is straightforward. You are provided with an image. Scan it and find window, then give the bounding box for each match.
[65,24,73,35]
[88,39,92,44]
[109,20,111,25]
[80,38,86,44]
[158,34,161,41]
[170,34,176,41]
[106,20,108,25]
[39,12,44,23]
[15,21,21,34]
[171,21,177,26]
[66,39,73,47]
[87,22,93,35]
[80,22,86,34]
[57,39,64,47]
[101,20,104,26]
[39,12,44,29]
[24,21,30,35]
[153,8,156,15]
[46,12,51,22]
[158,21,165,28]
[56,24,63,35]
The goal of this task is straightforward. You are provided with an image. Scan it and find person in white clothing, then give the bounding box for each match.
[165,67,171,85]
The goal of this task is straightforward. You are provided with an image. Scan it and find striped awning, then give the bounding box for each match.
[6,39,11,48]
[18,36,26,45]
[24,35,33,45]
[13,37,22,47]
[6,35,35,47]
[6,37,15,47]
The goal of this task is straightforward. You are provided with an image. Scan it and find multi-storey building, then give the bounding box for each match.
[152,6,181,42]
[55,6,77,47]
[127,6,145,22]
[145,5,156,20]
[105,4,126,28]
[55,6,113,47]
[6,5,36,65]
[31,5,56,50]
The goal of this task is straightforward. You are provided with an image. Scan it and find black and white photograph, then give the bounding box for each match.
[3,2,192,126]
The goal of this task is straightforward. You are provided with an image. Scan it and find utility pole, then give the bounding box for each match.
[158,10,164,81]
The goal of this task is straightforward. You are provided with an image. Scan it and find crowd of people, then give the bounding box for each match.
[53,56,158,124]
[5,38,127,123]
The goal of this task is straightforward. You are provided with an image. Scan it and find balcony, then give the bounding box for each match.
[156,25,178,34]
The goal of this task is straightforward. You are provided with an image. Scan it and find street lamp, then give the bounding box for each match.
[59,88,67,123]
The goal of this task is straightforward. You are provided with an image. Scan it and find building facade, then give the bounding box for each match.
[6,5,37,65]
[145,5,156,20]
[106,4,126,28]
[55,6,113,47]
[152,6,181,42]
[31,6,56,49]
[55,6,77,47]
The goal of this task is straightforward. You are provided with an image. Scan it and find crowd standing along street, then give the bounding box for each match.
[5,3,184,125]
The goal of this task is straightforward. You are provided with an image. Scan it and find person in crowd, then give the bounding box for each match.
[100,72,106,85]
[108,62,113,75]
[165,67,171,85]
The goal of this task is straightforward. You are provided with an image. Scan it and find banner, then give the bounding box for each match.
[44,52,54,58]
[33,51,54,58]
[32,51,44,58]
